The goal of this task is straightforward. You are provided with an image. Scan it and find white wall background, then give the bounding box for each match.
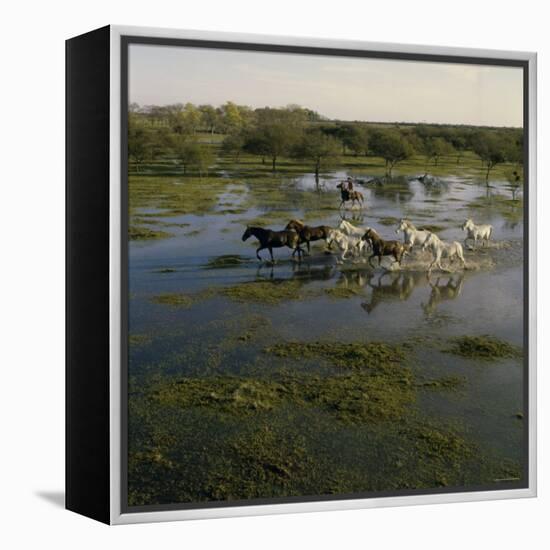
[1,0,547,547]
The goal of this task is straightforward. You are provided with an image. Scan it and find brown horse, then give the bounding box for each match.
[285,219,332,253]
[337,181,364,209]
[242,226,303,262]
[362,228,409,267]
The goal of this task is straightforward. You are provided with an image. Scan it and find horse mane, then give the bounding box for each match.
[401,219,416,229]
[367,227,382,240]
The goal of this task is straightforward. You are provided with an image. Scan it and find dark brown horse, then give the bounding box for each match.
[362,228,409,267]
[242,226,303,262]
[285,219,332,253]
[337,181,364,209]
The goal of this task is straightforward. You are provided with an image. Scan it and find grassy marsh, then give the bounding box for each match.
[127,134,525,506]
[446,335,522,360]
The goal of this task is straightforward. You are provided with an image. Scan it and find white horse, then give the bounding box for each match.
[422,232,466,273]
[395,219,431,250]
[327,229,367,263]
[462,219,493,248]
[338,219,369,238]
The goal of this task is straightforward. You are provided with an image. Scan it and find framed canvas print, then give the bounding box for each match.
[66,25,537,525]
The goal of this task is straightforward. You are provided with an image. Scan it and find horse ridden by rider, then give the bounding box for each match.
[337,179,364,209]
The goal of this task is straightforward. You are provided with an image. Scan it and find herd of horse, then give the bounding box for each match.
[242,216,494,274]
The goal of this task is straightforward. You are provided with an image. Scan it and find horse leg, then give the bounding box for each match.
[268,247,274,263]
[256,246,265,261]
[435,251,445,271]
[428,254,438,273]
[434,251,444,271]
[306,240,311,254]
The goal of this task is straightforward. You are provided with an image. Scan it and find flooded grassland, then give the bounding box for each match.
[127,155,525,507]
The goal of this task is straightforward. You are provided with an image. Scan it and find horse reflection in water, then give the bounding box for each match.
[360,271,424,314]
[256,261,335,282]
[339,209,366,225]
[421,274,465,316]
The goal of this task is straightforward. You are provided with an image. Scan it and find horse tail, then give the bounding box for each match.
[358,192,364,203]
[488,225,493,240]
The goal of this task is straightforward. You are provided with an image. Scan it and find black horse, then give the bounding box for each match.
[242,226,304,262]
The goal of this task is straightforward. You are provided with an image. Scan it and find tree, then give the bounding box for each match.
[147,127,172,161]
[167,103,202,135]
[471,131,513,184]
[242,130,270,164]
[422,137,455,167]
[292,128,341,179]
[187,142,215,177]
[170,133,193,174]
[507,129,524,165]
[243,108,304,171]
[505,167,523,200]
[336,124,369,156]
[221,101,255,134]
[128,115,152,171]
[369,129,415,177]
[256,123,297,171]
[221,133,245,162]
[449,134,468,164]
[182,103,202,134]
[199,104,220,135]
[171,136,214,177]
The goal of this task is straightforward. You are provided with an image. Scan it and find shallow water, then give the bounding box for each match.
[128,170,525,504]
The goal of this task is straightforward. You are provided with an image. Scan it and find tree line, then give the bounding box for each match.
[128,102,523,183]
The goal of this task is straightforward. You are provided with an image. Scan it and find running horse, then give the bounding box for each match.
[362,228,409,268]
[337,181,364,209]
[285,219,332,253]
[242,226,304,262]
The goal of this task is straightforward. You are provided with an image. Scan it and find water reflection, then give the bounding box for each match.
[246,250,470,317]
[256,261,336,282]
[421,274,465,316]
[359,271,426,314]
[339,210,367,224]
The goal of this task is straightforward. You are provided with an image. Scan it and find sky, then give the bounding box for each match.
[128,43,523,127]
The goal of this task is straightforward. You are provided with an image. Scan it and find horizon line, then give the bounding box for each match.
[130,103,523,130]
